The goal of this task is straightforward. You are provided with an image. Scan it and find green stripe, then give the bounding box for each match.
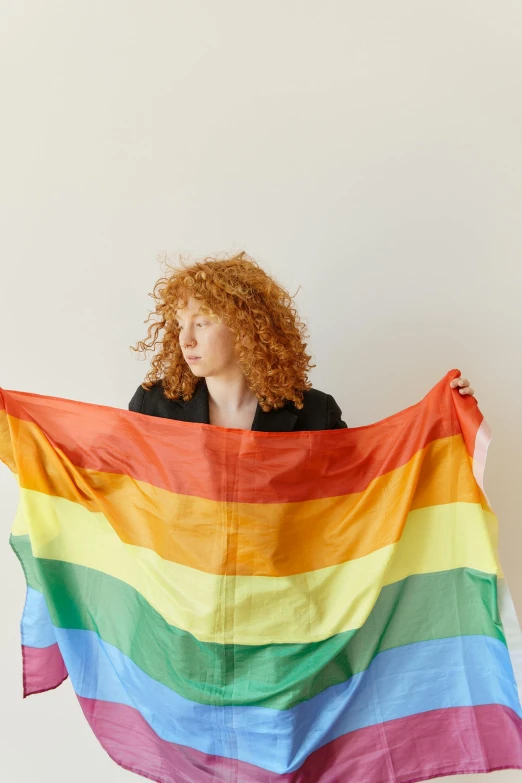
[10,533,505,710]
[10,533,42,591]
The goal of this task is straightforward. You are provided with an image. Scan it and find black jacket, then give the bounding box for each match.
[128,377,347,432]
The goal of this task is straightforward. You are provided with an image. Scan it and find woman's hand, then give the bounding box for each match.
[450,374,475,397]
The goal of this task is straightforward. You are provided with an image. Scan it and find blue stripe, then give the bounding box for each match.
[21,586,57,648]
[53,627,521,773]
[21,591,522,773]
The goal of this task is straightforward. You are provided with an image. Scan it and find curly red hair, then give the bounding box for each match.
[129,250,316,412]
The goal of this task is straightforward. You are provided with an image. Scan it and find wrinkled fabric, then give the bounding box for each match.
[1,367,521,783]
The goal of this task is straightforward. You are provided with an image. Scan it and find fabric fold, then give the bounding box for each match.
[1,367,521,783]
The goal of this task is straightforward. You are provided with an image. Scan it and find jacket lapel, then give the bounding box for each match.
[179,378,298,432]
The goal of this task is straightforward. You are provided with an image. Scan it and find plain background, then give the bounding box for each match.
[1,2,521,781]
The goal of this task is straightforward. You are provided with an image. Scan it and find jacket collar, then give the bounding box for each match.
[178,378,299,432]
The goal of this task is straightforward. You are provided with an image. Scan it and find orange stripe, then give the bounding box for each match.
[8,428,490,577]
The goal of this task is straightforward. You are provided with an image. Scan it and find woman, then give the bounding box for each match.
[128,251,475,429]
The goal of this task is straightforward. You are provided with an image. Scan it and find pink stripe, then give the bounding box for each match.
[472,416,493,507]
[77,696,522,783]
[21,644,68,698]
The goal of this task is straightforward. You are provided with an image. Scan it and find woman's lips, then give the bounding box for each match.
[186,356,200,362]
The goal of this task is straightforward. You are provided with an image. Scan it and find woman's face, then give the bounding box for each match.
[175,296,240,378]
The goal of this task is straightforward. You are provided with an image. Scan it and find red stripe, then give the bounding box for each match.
[77,696,522,783]
[0,370,482,503]
[21,644,68,697]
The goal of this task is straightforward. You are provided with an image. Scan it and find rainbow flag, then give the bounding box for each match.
[1,367,522,783]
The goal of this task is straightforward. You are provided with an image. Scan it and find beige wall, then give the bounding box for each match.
[1,1,521,781]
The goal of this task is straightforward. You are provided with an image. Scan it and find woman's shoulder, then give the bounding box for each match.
[292,386,348,430]
[127,379,170,414]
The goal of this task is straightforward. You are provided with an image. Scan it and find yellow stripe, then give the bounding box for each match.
[5,428,492,577]
[13,488,501,644]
